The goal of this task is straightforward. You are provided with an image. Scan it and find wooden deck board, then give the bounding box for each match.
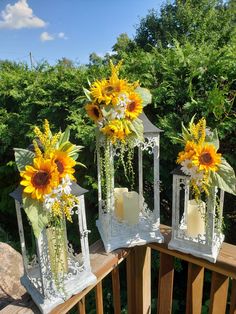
[149,225,236,280]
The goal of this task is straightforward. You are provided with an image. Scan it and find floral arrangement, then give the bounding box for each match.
[14,119,83,238]
[176,116,236,199]
[84,60,152,192]
[84,60,151,144]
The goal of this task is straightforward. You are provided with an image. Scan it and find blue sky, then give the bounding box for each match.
[0,0,164,65]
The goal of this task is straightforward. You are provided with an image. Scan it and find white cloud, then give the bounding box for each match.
[58,32,67,39]
[40,31,54,42]
[0,0,46,29]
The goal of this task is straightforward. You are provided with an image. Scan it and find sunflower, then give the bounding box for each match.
[177,141,197,164]
[101,120,127,143]
[90,79,112,105]
[85,103,103,123]
[192,144,221,173]
[51,150,76,180]
[125,92,143,120]
[20,157,59,201]
[90,78,130,106]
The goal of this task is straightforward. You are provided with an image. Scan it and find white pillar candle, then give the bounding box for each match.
[187,199,206,238]
[114,188,128,220]
[123,191,140,225]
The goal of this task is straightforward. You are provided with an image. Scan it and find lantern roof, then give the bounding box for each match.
[9,182,88,203]
[139,113,162,135]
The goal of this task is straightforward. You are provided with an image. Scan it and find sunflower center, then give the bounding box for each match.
[127,101,136,112]
[32,170,50,187]
[104,85,114,95]
[55,159,64,174]
[93,107,100,118]
[199,152,213,165]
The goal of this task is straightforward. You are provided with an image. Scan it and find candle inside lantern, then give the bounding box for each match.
[123,191,140,225]
[114,188,128,220]
[186,199,206,238]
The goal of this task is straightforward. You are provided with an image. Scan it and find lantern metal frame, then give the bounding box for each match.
[10,183,96,314]
[96,113,164,253]
[168,168,225,263]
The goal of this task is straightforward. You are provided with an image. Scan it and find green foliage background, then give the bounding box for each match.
[0,1,235,311]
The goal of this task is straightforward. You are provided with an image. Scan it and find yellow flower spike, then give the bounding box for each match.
[44,119,51,138]
[110,59,123,80]
[51,201,63,219]
[189,118,206,144]
[177,141,197,164]
[33,139,43,158]
[34,126,44,145]
[50,132,61,151]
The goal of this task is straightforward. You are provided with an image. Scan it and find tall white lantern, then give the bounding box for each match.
[168,168,225,263]
[10,183,96,314]
[96,113,164,252]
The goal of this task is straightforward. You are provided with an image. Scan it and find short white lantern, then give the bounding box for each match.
[10,183,96,314]
[96,113,164,252]
[168,168,225,263]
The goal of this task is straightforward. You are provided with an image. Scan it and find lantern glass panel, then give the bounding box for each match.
[96,114,163,253]
[169,171,225,263]
[11,187,96,314]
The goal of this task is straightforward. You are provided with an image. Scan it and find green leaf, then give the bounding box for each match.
[14,148,35,171]
[76,161,86,168]
[59,141,74,152]
[68,146,83,160]
[83,87,91,101]
[135,87,152,107]
[210,158,236,195]
[129,118,144,141]
[23,196,49,238]
[206,129,219,150]
[58,127,70,147]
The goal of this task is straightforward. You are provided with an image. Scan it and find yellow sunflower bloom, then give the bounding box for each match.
[101,120,127,143]
[90,78,130,106]
[177,141,197,164]
[90,79,112,105]
[51,150,76,180]
[125,92,143,120]
[85,103,103,123]
[20,157,60,201]
[192,144,221,172]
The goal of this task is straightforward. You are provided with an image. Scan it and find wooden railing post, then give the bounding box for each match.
[209,272,229,314]
[95,281,104,314]
[230,279,236,314]
[126,246,151,314]
[112,267,121,314]
[186,263,204,314]
[77,297,86,314]
[157,252,174,314]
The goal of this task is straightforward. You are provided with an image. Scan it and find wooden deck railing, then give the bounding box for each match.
[1,225,236,314]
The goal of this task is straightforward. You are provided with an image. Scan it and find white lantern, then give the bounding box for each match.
[96,113,164,252]
[10,183,96,314]
[168,168,225,263]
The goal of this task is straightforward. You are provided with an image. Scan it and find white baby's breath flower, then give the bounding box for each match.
[181,159,205,183]
[43,175,73,212]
